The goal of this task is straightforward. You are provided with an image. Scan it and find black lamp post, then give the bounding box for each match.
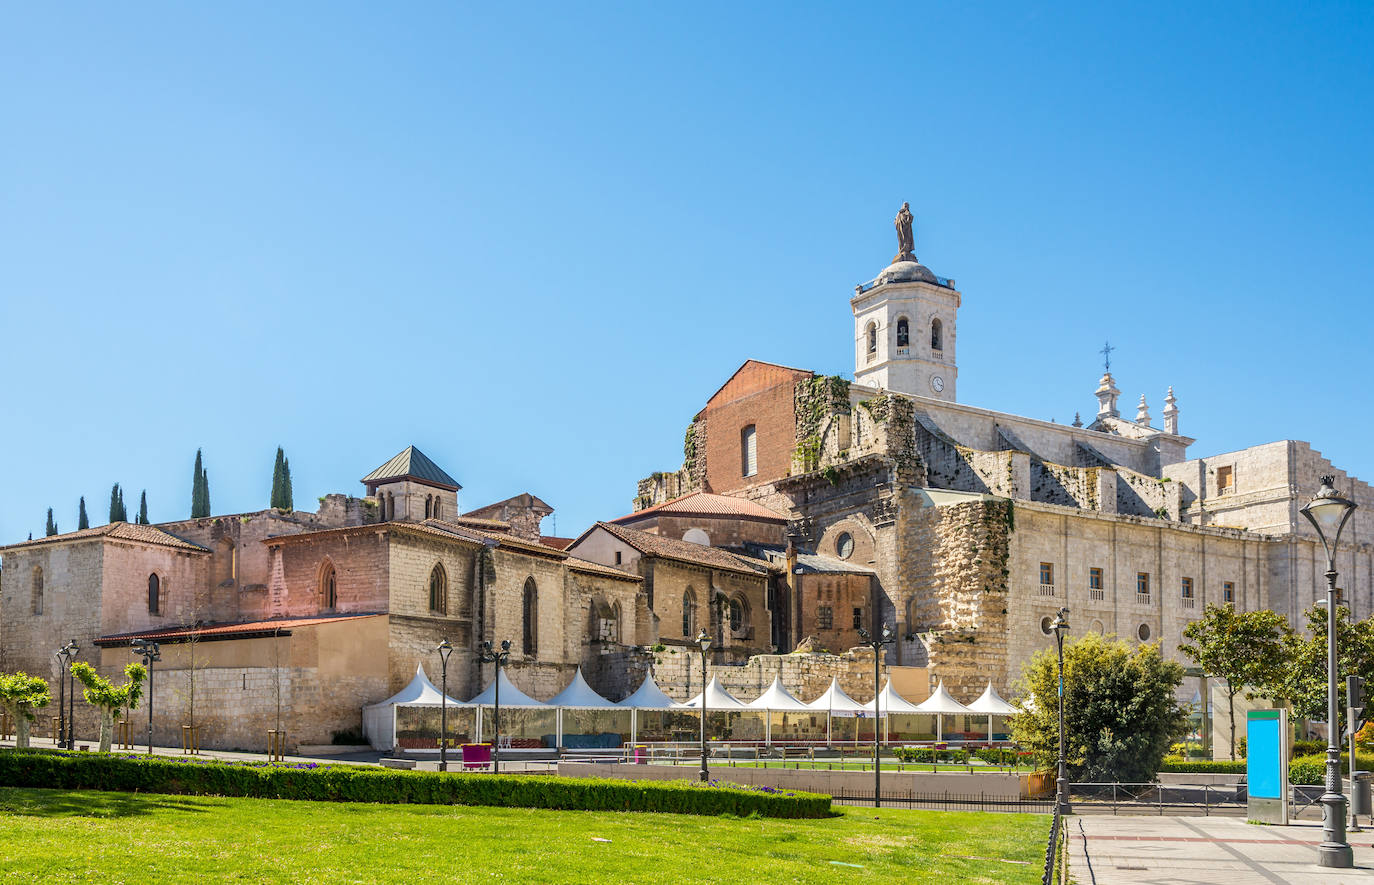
[1300,475,1357,869]
[437,638,454,772]
[55,640,78,749]
[696,630,711,783]
[857,622,895,808]
[1050,607,1071,815]
[475,639,511,774]
[132,639,160,755]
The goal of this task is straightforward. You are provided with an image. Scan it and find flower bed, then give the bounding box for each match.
[0,748,830,818]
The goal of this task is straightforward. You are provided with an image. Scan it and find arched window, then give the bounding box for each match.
[866,321,878,355]
[610,601,622,643]
[931,318,943,351]
[741,425,757,477]
[425,496,432,519]
[148,574,161,615]
[429,564,447,615]
[31,567,43,616]
[682,588,697,636]
[320,561,337,610]
[896,316,910,348]
[386,492,395,521]
[522,577,538,655]
[728,597,744,632]
[433,498,441,520]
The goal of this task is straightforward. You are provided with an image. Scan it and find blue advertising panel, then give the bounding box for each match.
[1246,709,1288,825]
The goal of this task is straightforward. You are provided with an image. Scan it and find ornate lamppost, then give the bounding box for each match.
[1050,607,1071,815]
[436,638,454,772]
[857,622,895,808]
[132,639,161,755]
[1300,475,1357,869]
[475,640,511,774]
[696,630,711,783]
[55,640,77,749]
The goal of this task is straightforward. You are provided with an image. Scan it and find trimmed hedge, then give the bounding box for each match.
[1290,751,1374,786]
[1158,758,1247,774]
[893,747,970,764]
[0,749,830,819]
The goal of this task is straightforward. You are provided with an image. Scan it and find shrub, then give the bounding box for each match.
[892,747,970,764]
[973,747,1021,766]
[1291,739,1325,757]
[1158,758,1247,774]
[1289,750,1374,785]
[0,748,829,818]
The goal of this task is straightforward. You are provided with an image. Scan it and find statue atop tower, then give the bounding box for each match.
[894,202,916,263]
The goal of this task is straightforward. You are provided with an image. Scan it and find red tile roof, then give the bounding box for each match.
[540,536,574,550]
[1,522,210,554]
[579,522,774,577]
[613,491,787,525]
[95,613,384,646]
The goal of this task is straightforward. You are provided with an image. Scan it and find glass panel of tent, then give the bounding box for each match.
[477,705,559,748]
[393,704,476,751]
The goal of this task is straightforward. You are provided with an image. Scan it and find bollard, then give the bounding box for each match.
[182,725,201,755]
[116,719,134,750]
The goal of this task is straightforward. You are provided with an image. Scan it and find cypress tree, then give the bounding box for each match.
[108,483,127,523]
[270,447,286,510]
[191,450,210,518]
[283,457,293,512]
[45,508,57,537]
[78,497,90,530]
[138,490,149,525]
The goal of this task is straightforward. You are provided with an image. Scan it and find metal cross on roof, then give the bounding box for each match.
[1100,340,1115,373]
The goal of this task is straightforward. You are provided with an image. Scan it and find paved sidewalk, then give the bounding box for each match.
[1070,814,1374,884]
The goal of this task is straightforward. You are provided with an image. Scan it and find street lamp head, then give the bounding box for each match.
[696,630,711,654]
[856,626,871,643]
[1051,607,1070,635]
[880,622,894,643]
[437,637,452,653]
[1300,475,1357,562]
[499,639,511,654]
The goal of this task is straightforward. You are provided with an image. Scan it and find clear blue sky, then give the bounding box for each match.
[2,2,1371,542]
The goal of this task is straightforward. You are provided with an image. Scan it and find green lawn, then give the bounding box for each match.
[0,787,1046,884]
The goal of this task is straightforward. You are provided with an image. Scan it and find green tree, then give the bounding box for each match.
[270,447,294,510]
[137,490,149,525]
[1011,632,1188,782]
[0,672,51,749]
[191,449,210,518]
[108,483,127,523]
[70,661,145,753]
[77,497,89,530]
[1278,604,1374,737]
[45,508,57,537]
[1178,603,1293,759]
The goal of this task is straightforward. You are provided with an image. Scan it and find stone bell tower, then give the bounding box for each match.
[852,203,961,400]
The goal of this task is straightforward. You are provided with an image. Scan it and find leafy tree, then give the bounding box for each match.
[71,661,145,753]
[1178,604,1293,759]
[77,497,89,530]
[0,672,50,749]
[137,490,149,525]
[191,449,211,518]
[108,483,127,523]
[270,447,294,510]
[1011,632,1188,782]
[45,508,57,537]
[1278,604,1374,737]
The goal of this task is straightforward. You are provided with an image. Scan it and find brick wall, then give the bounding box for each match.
[702,363,811,494]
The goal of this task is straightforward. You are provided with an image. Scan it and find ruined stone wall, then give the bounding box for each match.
[644,560,769,658]
[650,645,923,706]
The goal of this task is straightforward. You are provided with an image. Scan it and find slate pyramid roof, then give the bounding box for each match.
[361,446,461,491]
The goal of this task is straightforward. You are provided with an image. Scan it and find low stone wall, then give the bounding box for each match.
[556,760,1031,799]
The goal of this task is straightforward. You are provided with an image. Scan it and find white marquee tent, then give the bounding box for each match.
[617,675,681,709]
[681,675,748,710]
[362,664,467,751]
[914,679,975,741]
[967,681,1018,742]
[746,676,811,745]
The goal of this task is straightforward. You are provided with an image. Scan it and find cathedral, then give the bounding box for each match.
[2,205,1370,754]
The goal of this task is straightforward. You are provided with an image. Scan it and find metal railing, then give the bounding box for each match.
[1043,805,1062,885]
[830,791,1052,813]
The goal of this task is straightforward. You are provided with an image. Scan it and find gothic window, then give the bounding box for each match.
[682,588,697,636]
[321,561,337,611]
[610,601,622,643]
[866,321,877,355]
[429,564,447,615]
[896,317,910,348]
[148,574,161,616]
[727,597,743,632]
[386,492,395,521]
[817,605,833,630]
[741,425,757,477]
[425,496,432,519]
[31,567,43,616]
[930,318,943,351]
[433,498,441,519]
[522,577,538,656]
